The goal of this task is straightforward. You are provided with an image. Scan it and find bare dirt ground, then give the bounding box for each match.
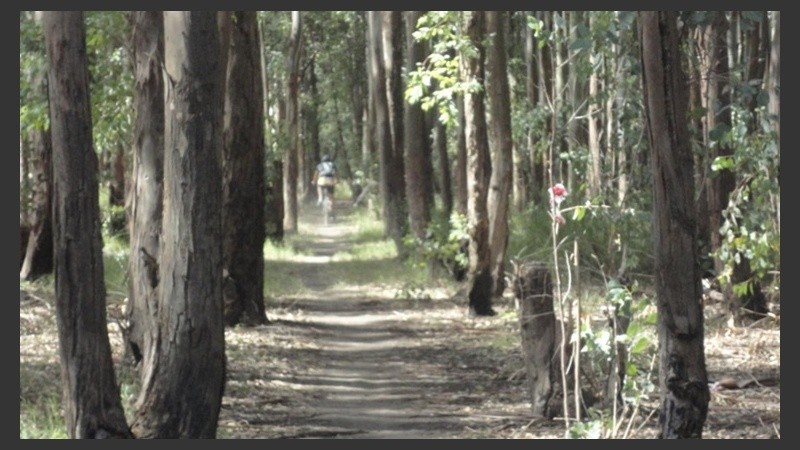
[19,201,780,439]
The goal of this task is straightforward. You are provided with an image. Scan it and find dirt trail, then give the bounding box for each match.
[18,199,781,439]
[219,202,541,439]
[261,205,474,438]
[218,201,780,440]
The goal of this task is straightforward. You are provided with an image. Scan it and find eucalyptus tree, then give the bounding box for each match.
[461,11,494,316]
[283,11,302,233]
[43,10,132,438]
[126,10,164,371]
[404,10,434,241]
[131,11,226,438]
[639,10,710,438]
[222,11,268,326]
[690,11,771,322]
[485,10,513,300]
[20,12,53,280]
[85,12,133,235]
[258,11,288,243]
[367,11,407,254]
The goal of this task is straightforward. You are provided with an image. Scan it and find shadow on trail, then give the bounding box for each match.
[221,202,536,438]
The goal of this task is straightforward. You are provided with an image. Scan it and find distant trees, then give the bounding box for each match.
[22,10,779,440]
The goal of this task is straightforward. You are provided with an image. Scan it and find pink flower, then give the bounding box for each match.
[548,183,568,207]
[548,183,568,225]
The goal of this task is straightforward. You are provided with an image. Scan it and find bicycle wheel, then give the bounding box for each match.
[322,189,333,225]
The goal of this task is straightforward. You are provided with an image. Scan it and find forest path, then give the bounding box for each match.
[261,202,470,438]
[219,200,542,439]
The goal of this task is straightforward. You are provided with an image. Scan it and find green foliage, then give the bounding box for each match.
[568,415,606,439]
[20,361,67,439]
[20,12,49,135]
[394,281,432,302]
[19,397,67,439]
[573,280,657,438]
[712,93,780,294]
[405,11,486,128]
[85,12,134,172]
[403,210,469,275]
[508,198,652,280]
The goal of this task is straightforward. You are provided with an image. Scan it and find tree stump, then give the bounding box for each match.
[512,260,557,418]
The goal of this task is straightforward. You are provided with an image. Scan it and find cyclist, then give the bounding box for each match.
[313,154,337,206]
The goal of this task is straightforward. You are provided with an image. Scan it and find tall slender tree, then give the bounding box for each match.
[462,11,494,316]
[222,11,268,326]
[485,11,513,300]
[43,10,132,438]
[767,11,779,148]
[454,95,468,216]
[126,11,164,369]
[132,11,226,438]
[368,11,406,254]
[283,11,302,233]
[404,10,433,241]
[381,11,408,253]
[639,10,710,438]
[19,104,53,280]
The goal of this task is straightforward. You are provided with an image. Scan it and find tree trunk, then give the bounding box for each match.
[615,13,629,207]
[767,11,779,148]
[552,11,566,183]
[260,15,284,243]
[513,261,557,418]
[454,95,468,216]
[107,142,126,235]
[639,10,710,439]
[699,12,735,277]
[688,27,710,250]
[363,28,376,179]
[302,55,321,203]
[587,14,602,199]
[767,11,779,232]
[742,11,767,133]
[380,11,408,253]
[126,10,164,371]
[20,134,30,230]
[485,11,513,300]
[43,11,132,438]
[283,11,302,234]
[726,11,770,320]
[565,10,580,198]
[403,10,433,240]
[222,11,268,327]
[368,11,406,254]
[349,14,367,179]
[132,11,226,438]
[434,118,453,218]
[536,11,553,199]
[525,11,543,206]
[20,125,54,280]
[699,12,767,321]
[20,135,31,270]
[462,11,494,317]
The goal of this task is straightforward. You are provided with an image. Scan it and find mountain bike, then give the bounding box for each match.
[320,185,335,225]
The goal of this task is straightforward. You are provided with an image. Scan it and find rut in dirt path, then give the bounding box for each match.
[280,205,472,438]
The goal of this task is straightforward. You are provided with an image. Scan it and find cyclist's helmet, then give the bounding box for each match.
[322,154,332,162]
